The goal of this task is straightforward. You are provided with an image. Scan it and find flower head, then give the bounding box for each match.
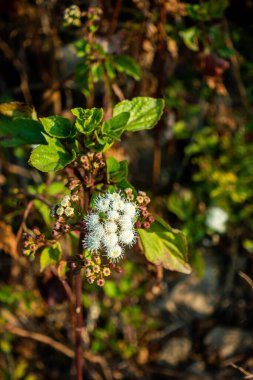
[56,207,64,216]
[83,192,139,264]
[61,195,71,208]
[119,229,136,246]
[65,207,74,217]
[107,245,123,261]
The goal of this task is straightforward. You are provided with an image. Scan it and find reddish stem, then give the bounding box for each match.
[74,185,90,380]
[75,231,85,380]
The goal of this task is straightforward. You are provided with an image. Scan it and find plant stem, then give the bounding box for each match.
[75,231,85,380]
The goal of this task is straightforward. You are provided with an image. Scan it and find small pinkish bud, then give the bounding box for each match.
[117,267,123,274]
[143,222,151,229]
[95,153,103,160]
[148,215,155,223]
[87,276,95,284]
[135,221,142,229]
[97,278,105,287]
[142,210,149,218]
[144,196,151,205]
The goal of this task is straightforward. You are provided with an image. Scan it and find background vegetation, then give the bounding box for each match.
[1,0,253,379]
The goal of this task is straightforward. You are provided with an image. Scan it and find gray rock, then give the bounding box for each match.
[162,252,220,320]
[204,327,253,358]
[158,337,192,366]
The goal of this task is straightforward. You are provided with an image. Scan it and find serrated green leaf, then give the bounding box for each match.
[138,216,191,274]
[29,135,75,172]
[103,112,130,138]
[40,243,62,272]
[113,97,164,132]
[106,157,128,183]
[113,55,141,80]
[40,115,74,138]
[0,117,45,147]
[72,107,103,134]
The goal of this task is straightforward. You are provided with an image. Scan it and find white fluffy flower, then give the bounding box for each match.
[83,192,139,260]
[112,199,125,211]
[107,210,120,221]
[119,229,136,245]
[118,215,133,230]
[95,197,111,212]
[103,233,118,249]
[104,221,118,233]
[123,202,137,218]
[107,192,121,202]
[91,224,105,239]
[106,245,123,261]
[86,213,99,228]
[83,235,101,252]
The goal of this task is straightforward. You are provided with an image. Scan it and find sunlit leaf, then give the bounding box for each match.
[40,243,62,272]
[29,135,75,172]
[113,97,164,132]
[138,216,191,274]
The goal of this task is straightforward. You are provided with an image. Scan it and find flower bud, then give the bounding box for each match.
[135,221,142,229]
[97,278,105,287]
[143,222,151,229]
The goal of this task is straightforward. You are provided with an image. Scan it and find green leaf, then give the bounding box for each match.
[113,55,141,80]
[29,135,75,172]
[40,115,74,138]
[71,107,103,134]
[113,97,164,132]
[138,216,191,274]
[0,102,37,119]
[105,60,116,80]
[40,243,62,272]
[106,157,128,183]
[180,27,200,51]
[103,112,130,139]
[0,117,46,147]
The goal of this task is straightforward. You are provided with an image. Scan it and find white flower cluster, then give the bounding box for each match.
[56,195,75,217]
[63,5,81,27]
[83,192,138,261]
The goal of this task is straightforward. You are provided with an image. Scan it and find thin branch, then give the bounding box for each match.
[3,324,74,358]
[16,200,34,251]
[230,363,253,379]
[1,324,113,379]
[20,191,52,207]
[75,233,85,380]
[239,271,253,290]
